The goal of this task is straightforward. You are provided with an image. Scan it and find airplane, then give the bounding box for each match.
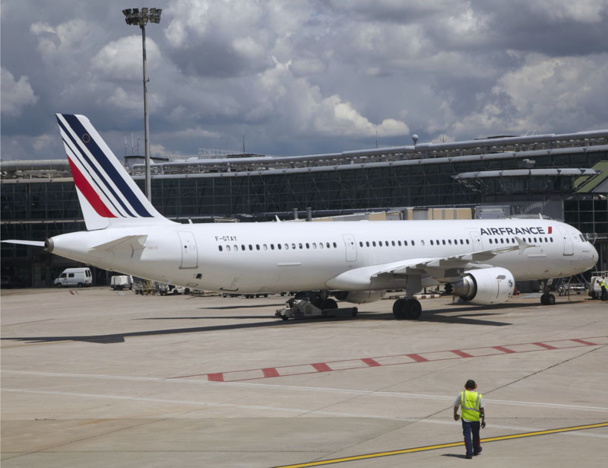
[4,114,599,319]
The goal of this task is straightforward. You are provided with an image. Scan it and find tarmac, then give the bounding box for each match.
[1,287,607,467]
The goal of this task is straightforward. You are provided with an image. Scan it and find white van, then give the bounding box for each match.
[54,267,92,287]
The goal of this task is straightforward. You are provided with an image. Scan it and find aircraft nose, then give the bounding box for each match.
[586,243,599,269]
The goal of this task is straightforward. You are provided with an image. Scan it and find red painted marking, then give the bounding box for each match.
[533,342,557,350]
[68,157,116,218]
[169,336,608,383]
[312,363,332,372]
[493,346,516,354]
[407,353,428,362]
[451,350,473,358]
[362,358,381,367]
[571,339,598,346]
[262,368,279,378]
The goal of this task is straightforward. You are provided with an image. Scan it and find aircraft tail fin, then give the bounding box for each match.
[56,113,171,230]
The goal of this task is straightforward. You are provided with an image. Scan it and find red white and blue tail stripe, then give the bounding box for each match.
[57,114,170,230]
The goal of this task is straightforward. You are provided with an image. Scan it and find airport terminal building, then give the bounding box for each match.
[2,129,607,287]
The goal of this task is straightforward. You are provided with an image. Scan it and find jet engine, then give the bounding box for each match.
[446,267,515,305]
[333,290,384,304]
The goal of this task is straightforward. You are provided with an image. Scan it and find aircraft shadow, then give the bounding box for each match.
[0,319,293,345]
[2,301,547,344]
[201,303,284,310]
[141,316,275,320]
[355,311,512,327]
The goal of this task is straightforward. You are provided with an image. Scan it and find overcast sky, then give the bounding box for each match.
[2,0,608,161]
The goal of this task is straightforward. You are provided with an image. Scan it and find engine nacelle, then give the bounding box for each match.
[333,290,384,304]
[448,267,515,305]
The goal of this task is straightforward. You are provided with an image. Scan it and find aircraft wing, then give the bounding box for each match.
[327,239,532,290]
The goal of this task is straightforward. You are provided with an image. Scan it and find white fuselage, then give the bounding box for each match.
[49,218,598,294]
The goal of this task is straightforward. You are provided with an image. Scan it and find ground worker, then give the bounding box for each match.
[454,379,486,459]
[601,274,607,301]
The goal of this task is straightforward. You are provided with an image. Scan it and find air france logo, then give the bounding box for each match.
[480,226,552,236]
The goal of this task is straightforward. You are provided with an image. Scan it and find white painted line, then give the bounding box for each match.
[3,387,607,440]
[4,369,608,413]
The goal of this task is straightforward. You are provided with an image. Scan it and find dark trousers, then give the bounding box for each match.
[462,420,481,455]
[601,286,607,301]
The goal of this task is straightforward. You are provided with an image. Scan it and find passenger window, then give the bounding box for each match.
[404,240,408,246]
[218,246,223,252]
[333,242,337,248]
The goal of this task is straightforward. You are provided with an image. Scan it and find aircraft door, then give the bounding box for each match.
[557,226,574,256]
[178,231,199,268]
[469,231,483,251]
[342,233,357,262]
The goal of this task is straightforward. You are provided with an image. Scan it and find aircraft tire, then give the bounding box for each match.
[540,293,556,305]
[322,298,338,309]
[393,299,406,319]
[404,298,422,320]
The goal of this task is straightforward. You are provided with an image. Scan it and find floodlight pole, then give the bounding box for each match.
[122,8,162,202]
[141,23,151,202]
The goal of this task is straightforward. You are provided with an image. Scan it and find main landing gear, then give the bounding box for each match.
[540,279,556,306]
[392,298,422,320]
[275,291,358,320]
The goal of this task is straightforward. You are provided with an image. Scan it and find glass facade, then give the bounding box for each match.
[1,145,606,286]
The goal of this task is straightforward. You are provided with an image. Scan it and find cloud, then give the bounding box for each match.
[493,53,608,130]
[91,36,162,81]
[1,0,607,161]
[1,68,38,116]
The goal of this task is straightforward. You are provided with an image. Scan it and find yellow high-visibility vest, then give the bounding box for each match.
[461,390,482,421]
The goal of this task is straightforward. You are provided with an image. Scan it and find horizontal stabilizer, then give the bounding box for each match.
[2,240,46,247]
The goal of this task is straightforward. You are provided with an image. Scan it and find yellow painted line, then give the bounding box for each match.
[274,422,608,468]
